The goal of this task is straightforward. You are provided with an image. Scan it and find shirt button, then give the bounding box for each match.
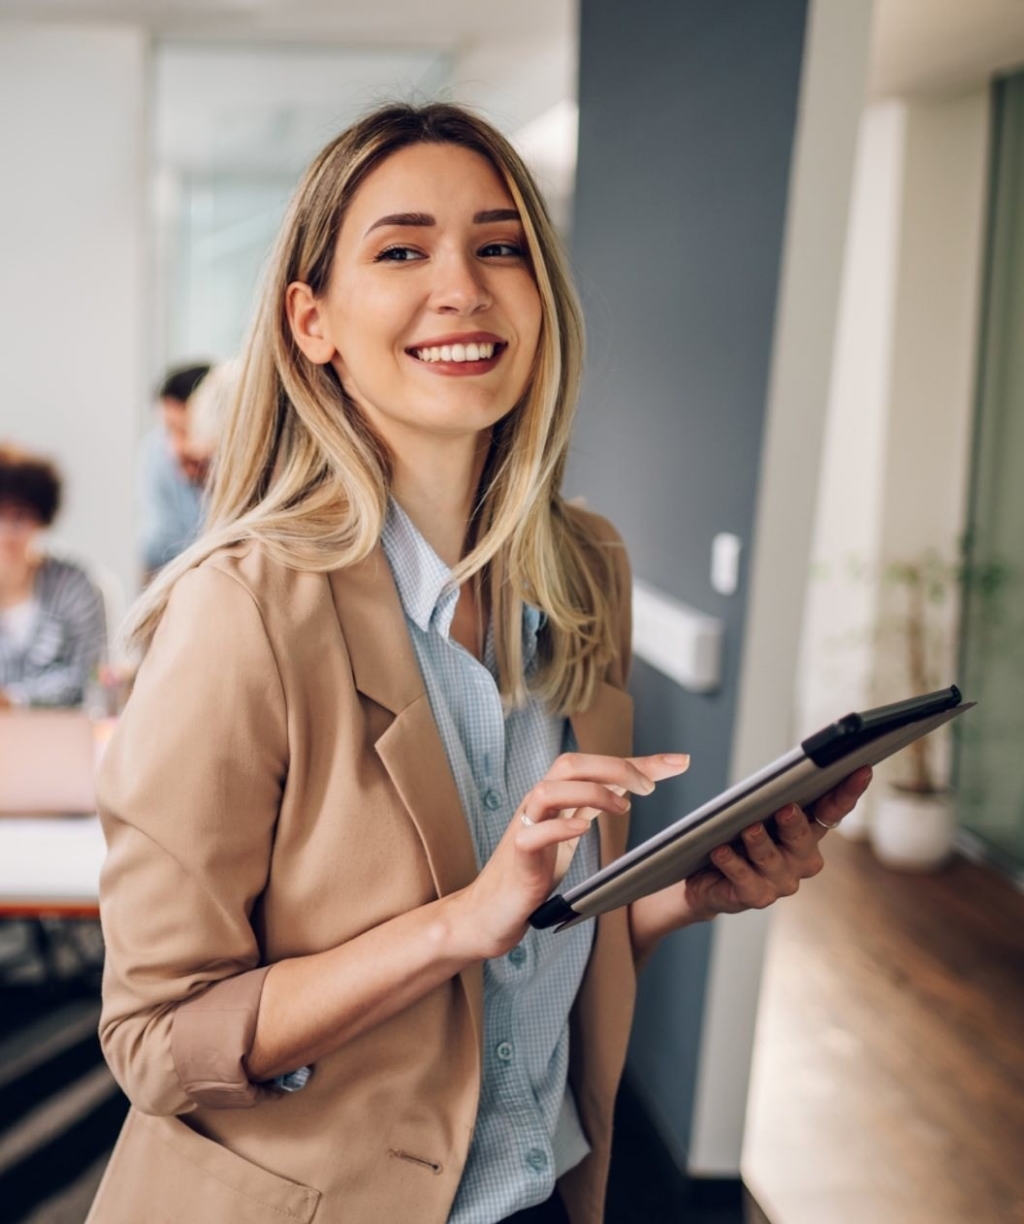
[482,789,502,811]
[495,1040,514,1063]
[508,945,527,967]
[525,1148,549,1172]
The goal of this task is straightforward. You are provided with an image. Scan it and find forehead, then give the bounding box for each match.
[346,142,515,227]
[0,498,38,518]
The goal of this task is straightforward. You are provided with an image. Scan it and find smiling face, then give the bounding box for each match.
[287,141,543,454]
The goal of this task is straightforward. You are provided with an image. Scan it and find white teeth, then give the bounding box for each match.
[413,341,498,363]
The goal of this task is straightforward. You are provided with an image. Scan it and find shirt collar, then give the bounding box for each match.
[381,498,459,636]
[381,497,545,657]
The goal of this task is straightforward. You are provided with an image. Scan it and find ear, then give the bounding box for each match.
[285,282,337,365]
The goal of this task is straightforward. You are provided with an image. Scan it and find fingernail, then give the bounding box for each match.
[662,753,690,766]
[614,794,631,812]
[713,847,732,864]
[780,805,799,824]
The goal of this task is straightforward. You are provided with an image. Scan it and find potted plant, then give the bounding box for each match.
[813,545,1009,870]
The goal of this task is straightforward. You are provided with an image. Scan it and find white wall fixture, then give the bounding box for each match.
[711,532,743,596]
[631,579,724,693]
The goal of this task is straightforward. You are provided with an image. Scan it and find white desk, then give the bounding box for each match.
[0,815,104,917]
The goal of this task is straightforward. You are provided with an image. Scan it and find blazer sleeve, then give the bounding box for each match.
[608,522,633,689]
[96,562,288,1116]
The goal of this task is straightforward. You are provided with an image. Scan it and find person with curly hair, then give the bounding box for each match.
[0,444,107,708]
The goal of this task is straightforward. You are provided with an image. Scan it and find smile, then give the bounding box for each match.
[410,341,503,364]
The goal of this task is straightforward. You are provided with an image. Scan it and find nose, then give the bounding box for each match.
[430,250,493,315]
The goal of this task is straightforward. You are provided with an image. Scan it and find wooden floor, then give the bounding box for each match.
[743,833,1024,1224]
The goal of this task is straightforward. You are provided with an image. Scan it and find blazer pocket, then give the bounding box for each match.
[91,1108,321,1224]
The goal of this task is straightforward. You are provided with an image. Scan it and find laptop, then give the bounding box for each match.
[530,686,973,931]
[0,710,98,816]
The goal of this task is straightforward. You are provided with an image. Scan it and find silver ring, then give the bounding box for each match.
[813,814,839,831]
[520,811,535,828]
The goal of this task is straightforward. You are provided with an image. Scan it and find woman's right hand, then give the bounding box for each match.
[450,752,690,960]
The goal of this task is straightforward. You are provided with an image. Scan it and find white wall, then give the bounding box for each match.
[0,22,148,604]
[879,92,989,581]
[796,89,990,769]
[795,102,906,734]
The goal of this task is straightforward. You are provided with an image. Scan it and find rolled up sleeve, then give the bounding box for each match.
[96,562,288,1116]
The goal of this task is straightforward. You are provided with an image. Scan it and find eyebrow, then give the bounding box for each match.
[365,208,521,236]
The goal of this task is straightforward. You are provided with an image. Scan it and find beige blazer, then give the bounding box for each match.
[87,508,636,1224]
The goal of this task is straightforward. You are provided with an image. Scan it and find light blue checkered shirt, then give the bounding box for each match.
[382,499,598,1223]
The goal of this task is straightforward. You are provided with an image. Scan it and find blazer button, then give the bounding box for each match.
[495,1040,514,1063]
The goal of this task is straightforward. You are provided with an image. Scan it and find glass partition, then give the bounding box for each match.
[957,73,1024,883]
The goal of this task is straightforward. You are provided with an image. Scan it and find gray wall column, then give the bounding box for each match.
[569,0,810,1165]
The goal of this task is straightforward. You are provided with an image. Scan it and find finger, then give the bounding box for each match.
[547,752,686,796]
[774,803,817,852]
[811,765,873,835]
[520,780,630,825]
[709,846,774,908]
[627,753,691,785]
[738,823,786,875]
[684,865,746,917]
[513,815,592,856]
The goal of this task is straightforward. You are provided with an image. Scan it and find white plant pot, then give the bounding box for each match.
[869,786,956,871]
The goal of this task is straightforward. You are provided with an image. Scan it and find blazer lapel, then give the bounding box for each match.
[328,547,479,902]
[329,548,484,1049]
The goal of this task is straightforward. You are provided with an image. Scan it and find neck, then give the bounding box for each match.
[0,553,38,610]
[390,430,492,569]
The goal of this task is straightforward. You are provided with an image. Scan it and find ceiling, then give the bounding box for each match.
[869,0,1024,97]
[0,0,578,175]
[5,0,1024,113]
[0,0,572,48]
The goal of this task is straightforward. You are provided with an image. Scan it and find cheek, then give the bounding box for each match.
[517,291,543,368]
[329,282,411,375]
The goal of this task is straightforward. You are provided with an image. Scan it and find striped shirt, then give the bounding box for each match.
[0,556,107,707]
[381,500,598,1223]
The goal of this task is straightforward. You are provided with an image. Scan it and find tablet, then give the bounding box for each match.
[529,686,973,931]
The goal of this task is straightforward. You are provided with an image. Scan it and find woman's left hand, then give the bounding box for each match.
[630,766,872,960]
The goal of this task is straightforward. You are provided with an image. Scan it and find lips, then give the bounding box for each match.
[406,331,507,371]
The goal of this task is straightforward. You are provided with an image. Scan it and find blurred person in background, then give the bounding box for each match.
[183,358,241,480]
[137,362,210,580]
[0,443,107,708]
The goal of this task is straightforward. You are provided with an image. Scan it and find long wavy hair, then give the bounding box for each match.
[126,102,618,715]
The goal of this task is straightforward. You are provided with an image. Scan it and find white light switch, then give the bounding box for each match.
[711,533,742,595]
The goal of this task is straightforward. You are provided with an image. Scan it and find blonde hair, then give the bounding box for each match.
[186,359,241,459]
[127,102,619,715]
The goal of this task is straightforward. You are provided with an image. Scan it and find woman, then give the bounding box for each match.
[89,104,869,1224]
[0,444,107,708]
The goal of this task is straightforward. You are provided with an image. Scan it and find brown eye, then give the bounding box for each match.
[479,242,524,258]
[374,245,425,263]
